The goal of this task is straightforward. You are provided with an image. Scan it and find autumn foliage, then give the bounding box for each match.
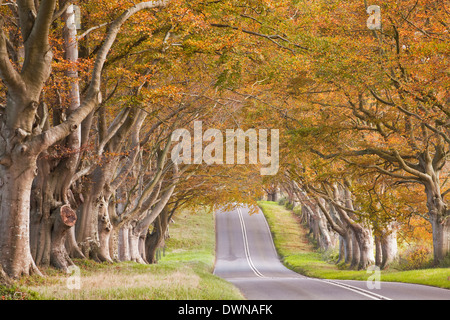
[0,0,448,279]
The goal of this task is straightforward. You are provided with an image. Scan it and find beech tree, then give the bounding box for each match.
[304,0,449,264]
[251,0,449,265]
[0,0,171,278]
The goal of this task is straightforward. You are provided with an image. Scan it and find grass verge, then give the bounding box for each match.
[1,208,244,300]
[258,201,450,290]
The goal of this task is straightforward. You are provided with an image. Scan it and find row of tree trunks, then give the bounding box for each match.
[118,207,171,265]
[23,3,87,276]
[301,203,336,252]
[117,172,178,264]
[0,0,172,279]
[293,182,398,270]
[375,225,398,270]
[145,206,170,264]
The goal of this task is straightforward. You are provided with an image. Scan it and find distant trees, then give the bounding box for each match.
[279,172,401,270]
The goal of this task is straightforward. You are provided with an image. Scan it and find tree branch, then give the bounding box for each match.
[210,23,309,52]
[52,0,71,21]
[117,137,172,226]
[0,24,24,94]
[17,0,37,43]
[77,22,110,40]
[28,0,170,153]
[314,195,346,236]
[393,150,431,182]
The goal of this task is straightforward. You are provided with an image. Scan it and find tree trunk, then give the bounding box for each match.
[375,235,382,267]
[0,33,51,277]
[0,265,12,286]
[50,205,77,272]
[109,224,120,262]
[267,192,275,201]
[76,192,101,259]
[338,234,354,265]
[129,225,146,264]
[414,149,449,264]
[341,230,353,265]
[355,226,375,270]
[66,227,85,259]
[345,221,375,270]
[119,225,131,261]
[350,232,360,269]
[139,234,147,263]
[380,228,398,269]
[0,154,42,278]
[27,4,84,270]
[316,201,333,251]
[332,183,374,270]
[422,176,450,264]
[337,236,345,264]
[75,168,106,259]
[145,207,169,264]
[429,213,450,265]
[0,0,170,279]
[97,197,113,263]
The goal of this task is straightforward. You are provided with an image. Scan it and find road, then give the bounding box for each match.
[213,204,450,300]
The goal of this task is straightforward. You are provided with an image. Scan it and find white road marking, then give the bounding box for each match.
[237,207,266,278]
[218,205,396,300]
[317,279,392,300]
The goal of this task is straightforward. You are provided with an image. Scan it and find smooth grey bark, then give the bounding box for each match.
[97,198,113,263]
[75,107,146,260]
[429,211,450,265]
[145,206,170,264]
[332,183,374,270]
[128,223,146,264]
[380,227,398,269]
[354,225,374,270]
[50,205,77,272]
[316,199,335,251]
[314,195,356,265]
[301,202,334,251]
[29,2,85,271]
[118,225,131,261]
[425,177,450,264]
[0,153,42,278]
[350,231,361,269]
[375,235,382,266]
[121,159,178,263]
[340,146,448,264]
[0,0,56,278]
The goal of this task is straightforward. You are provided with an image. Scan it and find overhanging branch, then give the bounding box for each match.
[0,24,24,94]
[210,23,309,52]
[28,0,170,153]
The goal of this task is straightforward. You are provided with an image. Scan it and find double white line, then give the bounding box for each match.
[318,279,392,300]
[236,207,266,278]
[235,206,392,300]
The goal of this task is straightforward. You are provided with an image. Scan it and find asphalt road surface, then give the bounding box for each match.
[213,204,450,300]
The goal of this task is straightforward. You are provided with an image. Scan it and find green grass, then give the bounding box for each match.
[2,208,244,300]
[258,201,450,290]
